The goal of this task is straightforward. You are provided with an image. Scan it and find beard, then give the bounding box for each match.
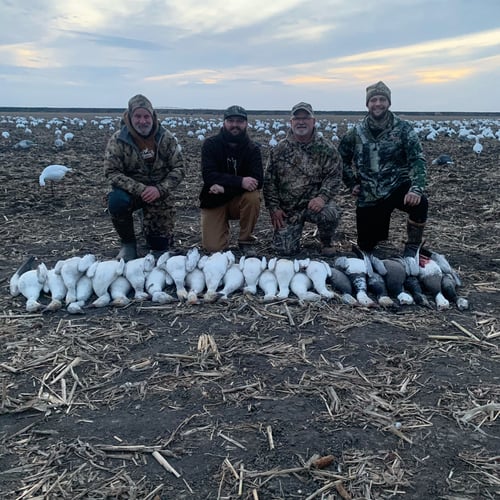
[222,126,248,144]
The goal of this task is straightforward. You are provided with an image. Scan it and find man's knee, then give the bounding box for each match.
[108,188,133,216]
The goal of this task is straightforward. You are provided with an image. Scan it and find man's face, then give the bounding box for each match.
[223,116,247,137]
[367,95,390,120]
[131,108,153,136]
[291,112,315,141]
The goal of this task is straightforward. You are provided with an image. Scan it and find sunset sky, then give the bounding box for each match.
[1,0,499,112]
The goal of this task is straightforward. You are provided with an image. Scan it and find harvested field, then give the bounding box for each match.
[0,111,499,500]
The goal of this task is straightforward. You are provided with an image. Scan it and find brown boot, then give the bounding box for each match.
[404,220,425,257]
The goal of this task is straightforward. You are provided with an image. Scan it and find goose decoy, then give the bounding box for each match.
[124,254,155,300]
[10,256,36,296]
[14,139,36,149]
[418,255,449,310]
[258,257,278,302]
[290,272,321,302]
[15,263,48,312]
[110,276,132,307]
[66,275,94,314]
[272,258,300,299]
[185,267,206,304]
[165,248,201,301]
[304,260,334,299]
[432,154,454,166]
[334,256,375,307]
[43,266,68,311]
[39,164,72,196]
[55,254,96,305]
[200,251,235,302]
[240,256,267,295]
[87,259,125,308]
[219,263,245,301]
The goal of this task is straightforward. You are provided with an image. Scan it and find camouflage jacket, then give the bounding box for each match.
[263,129,342,213]
[338,112,426,207]
[104,121,185,198]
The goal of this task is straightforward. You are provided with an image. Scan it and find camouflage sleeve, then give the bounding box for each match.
[318,146,343,202]
[405,127,426,196]
[155,133,185,197]
[338,129,358,190]
[263,150,280,213]
[104,134,147,197]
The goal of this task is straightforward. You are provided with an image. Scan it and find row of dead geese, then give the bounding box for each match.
[9,246,468,314]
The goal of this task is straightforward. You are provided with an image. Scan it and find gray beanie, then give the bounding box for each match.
[128,94,154,117]
[366,81,391,105]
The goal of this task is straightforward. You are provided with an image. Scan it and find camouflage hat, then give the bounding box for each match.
[291,102,314,117]
[224,105,247,120]
[128,94,154,117]
[366,81,391,105]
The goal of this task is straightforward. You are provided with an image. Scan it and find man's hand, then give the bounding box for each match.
[270,209,287,230]
[404,191,421,206]
[241,176,258,192]
[141,185,161,203]
[308,196,325,213]
[209,184,225,194]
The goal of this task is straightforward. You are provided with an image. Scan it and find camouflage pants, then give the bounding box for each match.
[108,188,175,247]
[273,201,341,255]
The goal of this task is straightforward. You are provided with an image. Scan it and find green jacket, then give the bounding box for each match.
[338,112,426,207]
[263,129,342,213]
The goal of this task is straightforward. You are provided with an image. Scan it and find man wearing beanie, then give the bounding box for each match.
[264,102,342,256]
[338,81,428,258]
[104,94,185,261]
[199,105,263,254]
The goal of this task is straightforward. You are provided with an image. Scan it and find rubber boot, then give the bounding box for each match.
[403,220,425,257]
[112,216,137,262]
[146,235,170,260]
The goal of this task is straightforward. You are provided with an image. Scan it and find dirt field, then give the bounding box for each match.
[0,110,498,499]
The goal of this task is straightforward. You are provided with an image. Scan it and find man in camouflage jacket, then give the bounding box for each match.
[338,81,428,255]
[264,102,342,256]
[104,94,185,261]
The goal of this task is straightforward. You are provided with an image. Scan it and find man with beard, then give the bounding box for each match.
[199,105,263,254]
[338,81,428,257]
[263,102,342,256]
[104,94,185,261]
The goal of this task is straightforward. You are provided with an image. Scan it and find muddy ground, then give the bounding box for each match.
[0,111,498,499]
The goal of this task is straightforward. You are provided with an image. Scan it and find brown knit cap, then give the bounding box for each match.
[128,94,154,117]
[366,81,391,105]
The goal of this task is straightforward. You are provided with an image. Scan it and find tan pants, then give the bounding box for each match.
[201,190,261,252]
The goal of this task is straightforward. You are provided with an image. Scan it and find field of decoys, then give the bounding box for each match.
[0,109,499,499]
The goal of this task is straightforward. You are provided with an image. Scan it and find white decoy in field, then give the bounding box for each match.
[219,263,245,301]
[290,272,321,302]
[272,258,300,299]
[15,262,48,312]
[165,248,201,301]
[334,257,375,307]
[10,256,36,296]
[55,254,96,304]
[146,266,175,304]
[39,164,72,195]
[14,139,36,149]
[185,267,206,304]
[304,260,334,299]
[87,258,125,307]
[258,257,278,302]
[2,131,10,139]
[43,266,68,311]
[472,136,483,156]
[240,256,267,295]
[124,254,155,300]
[66,275,94,314]
[200,251,235,302]
[110,276,132,307]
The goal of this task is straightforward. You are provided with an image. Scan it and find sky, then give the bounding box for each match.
[1,0,500,112]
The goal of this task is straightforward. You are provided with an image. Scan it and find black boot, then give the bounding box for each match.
[146,234,171,259]
[112,216,137,262]
[403,220,425,257]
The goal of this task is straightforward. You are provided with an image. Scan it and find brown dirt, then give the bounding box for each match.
[0,111,499,499]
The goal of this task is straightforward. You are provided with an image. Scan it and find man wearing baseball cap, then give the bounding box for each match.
[104,94,185,261]
[199,105,263,254]
[263,102,342,256]
[338,81,428,258]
